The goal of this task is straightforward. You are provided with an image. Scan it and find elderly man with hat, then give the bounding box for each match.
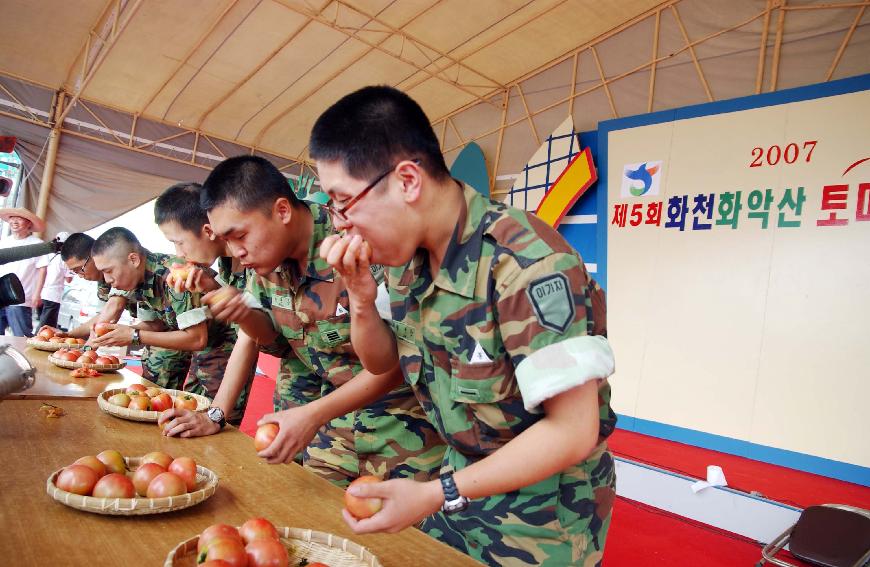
[0,207,47,336]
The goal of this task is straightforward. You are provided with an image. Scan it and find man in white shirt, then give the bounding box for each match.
[0,208,46,337]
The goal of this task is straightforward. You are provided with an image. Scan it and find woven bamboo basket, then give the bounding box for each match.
[48,353,126,371]
[164,526,382,567]
[98,388,211,422]
[26,338,76,351]
[46,456,218,515]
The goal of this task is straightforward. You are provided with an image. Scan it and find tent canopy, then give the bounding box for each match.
[2,0,869,236]
[4,0,660,159]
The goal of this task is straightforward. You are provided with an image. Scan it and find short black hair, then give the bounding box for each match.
[154,182,209,233]
[200,155,299,213]
[309,85,450,182]
[92,227,143,257]
[61,233,94,261]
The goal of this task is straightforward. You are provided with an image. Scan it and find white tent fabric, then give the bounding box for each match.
[0,0,868,234]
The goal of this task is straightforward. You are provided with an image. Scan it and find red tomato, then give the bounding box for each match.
[150,392,173,412]
[198,524,243,555]
[73,455,107,478]
[60,352,79,362]
[76,354,95,364]
[146,472,186,498]
[168,457,198,492]
[132,463,166,496]
[92,473,135,498]
[245,538,289,567]
[174,394,198,411]
[344,476,383,519]
[49,336,66,343]
[56,464,99,496]
[254,423,279,452]
[144,387,163,398]
[107,355,121,365]
[141,451,173,469]
[94,356,114,365]
[95,450,127,475]
[37,329,54,341]
[64,337,78,345]
[198,538,247,567]
[125,384,147,396]
[200,562,234,567]
[239,517,280,545]
[128,396,151,411]
[94,322,112,337]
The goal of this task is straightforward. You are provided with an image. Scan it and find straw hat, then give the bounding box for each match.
[0,207,45,232]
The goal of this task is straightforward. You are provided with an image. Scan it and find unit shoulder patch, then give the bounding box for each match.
[525,273,575,334]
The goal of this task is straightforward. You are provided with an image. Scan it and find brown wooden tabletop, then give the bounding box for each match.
[0,398,480,566]
[1,336,154,399]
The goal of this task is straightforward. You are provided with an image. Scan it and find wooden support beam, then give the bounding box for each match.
[756,0,773,94]
[591,47,618,118]
[671,4,713,102]
[491,89,509,194]
[768,0,787,92]
[58,0,145,124]
[648,9,661,113]
[826,5,865,80]
[515,83,540,146]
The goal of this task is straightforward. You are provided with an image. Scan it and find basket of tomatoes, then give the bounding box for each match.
[48,348,126,371]
[164,517,382,567]
[27,328,86,352]
[46,451,218,515]
[98,384,210,422]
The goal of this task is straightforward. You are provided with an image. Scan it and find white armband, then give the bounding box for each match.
[516,335,615,413]
[176,306,209,330]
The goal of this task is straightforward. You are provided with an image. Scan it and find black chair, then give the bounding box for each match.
[758,504,870,567]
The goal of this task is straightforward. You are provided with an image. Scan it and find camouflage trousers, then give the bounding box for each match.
[422,443,616,567]
[273,363,445,487]
[183,344,255,426]
[303,385,446,488]
[141,346,191,391]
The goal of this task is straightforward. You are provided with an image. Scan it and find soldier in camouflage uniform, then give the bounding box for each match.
[312,86,616,566]
[201,155,445,487]
[58,232,191,386]
[90,229,239,418]
[151,183,256,427]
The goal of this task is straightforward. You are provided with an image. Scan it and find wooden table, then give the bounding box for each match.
[0,399,480,566]
[2,336,151,399]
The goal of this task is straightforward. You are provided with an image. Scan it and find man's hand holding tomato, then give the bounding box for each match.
[255,405,324,464]
[158,408,220,438]
[88,323,134,347]
[342,477,444,535]
[319,234,377,307]
[202,286,250,324]
[167,264,219,294]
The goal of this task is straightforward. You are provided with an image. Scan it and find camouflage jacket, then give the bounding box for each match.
[387,184,616,465]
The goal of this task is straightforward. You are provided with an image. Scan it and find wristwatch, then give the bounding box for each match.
[206,406,227,429]
[440,471,469,514]
[130,328,140,347]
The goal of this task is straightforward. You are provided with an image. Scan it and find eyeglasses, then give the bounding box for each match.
[324,159,420,221]
[71,256,91,275]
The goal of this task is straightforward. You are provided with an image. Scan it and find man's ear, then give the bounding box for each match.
[202,224,216,241]
[396,160,423,204]
[274,197,294,225]
[129,252,142,268]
